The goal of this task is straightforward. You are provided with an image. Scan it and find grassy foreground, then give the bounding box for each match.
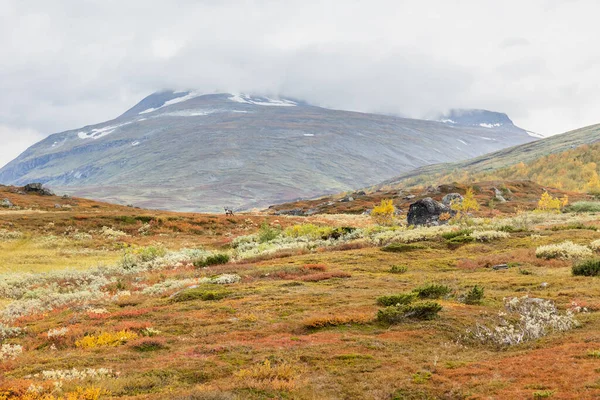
[1,186,600,399]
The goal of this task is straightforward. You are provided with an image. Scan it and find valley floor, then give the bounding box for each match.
[1,187,600,399]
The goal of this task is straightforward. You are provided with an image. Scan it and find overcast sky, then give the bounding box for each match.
[1,0,599,167]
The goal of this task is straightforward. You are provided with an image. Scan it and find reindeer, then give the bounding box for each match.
[224,207,234,216]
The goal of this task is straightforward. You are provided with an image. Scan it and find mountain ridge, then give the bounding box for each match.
[0,91,535,212]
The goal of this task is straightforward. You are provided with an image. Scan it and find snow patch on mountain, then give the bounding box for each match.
[479,123,502,128]
[527,130,546,138]
[229,94,297,107]
[138,91,201,114]
[77,121,132,140]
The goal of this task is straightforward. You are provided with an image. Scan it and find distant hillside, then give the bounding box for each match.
[373,123,600,192]
[0,91,535,212]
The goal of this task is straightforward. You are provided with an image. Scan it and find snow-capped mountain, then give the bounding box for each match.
[438,109,543,138]
[0,91,536,211]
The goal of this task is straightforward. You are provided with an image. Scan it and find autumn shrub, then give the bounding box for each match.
[172,288,229,302]
[535,192,565,213]
[572,258,600,276]
[303,263,327,271]
[376,293,416,307]
[413,284,451,299]
[377,301,442,324]
[371,199,395,226]
[75,330,138,348]
[589,239,600,252]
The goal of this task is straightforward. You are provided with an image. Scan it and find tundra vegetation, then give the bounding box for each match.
[1,185,600,399]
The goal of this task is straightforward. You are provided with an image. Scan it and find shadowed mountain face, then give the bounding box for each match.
[0,91,536,212]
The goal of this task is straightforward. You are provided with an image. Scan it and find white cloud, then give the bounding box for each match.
[1,0,600,168]
[0,125,45,168]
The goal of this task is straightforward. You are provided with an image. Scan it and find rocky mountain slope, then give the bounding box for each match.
[0,91,535,212]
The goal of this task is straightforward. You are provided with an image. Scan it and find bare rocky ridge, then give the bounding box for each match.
[0,91,535,212]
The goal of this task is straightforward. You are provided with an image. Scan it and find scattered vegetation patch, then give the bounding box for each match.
[413,284,451,299]
[389,265,408,274]
[377,301,442,324]
[441,229,473,240]
[381,243,426,253]
[303,313,372,329]
[470,230,510,242]
[172,288,229,302]
[193,253,230,268]
[572,258,600,276]
[466,296,579,346]
[234,359,298,391]
[462,286,484,305]
[130,337,167,352]
[535,241,592,259]
[299,271,351,282]
[75,330,138,348]
[566,201,600,213]
[376,293,417,307]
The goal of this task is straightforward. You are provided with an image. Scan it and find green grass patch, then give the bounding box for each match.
[381,243,426,253]
[193,253,230,268]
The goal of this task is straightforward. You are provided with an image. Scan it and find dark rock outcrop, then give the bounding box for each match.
[24,183,54,196]
[407,197,453,226]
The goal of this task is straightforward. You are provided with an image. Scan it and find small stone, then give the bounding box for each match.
[492,264,509,270]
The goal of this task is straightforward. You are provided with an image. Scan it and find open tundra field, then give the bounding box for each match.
[3,185,600,399]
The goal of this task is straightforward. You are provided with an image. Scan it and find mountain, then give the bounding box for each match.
[0,91,536,212]
[372,122,600,191]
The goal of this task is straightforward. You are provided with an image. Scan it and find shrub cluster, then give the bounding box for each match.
[413,284,451,299]
[193,253,230,268]
[572,259,600,276]
[535,241,592,259]
[377,301,442,324]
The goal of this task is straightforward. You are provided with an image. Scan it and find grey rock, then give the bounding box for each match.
[54,204,62,209]
[407,197,453,226]
[1,198,13,208]
[442,193,463,206]
[493,187,507,202]
[404,194,416,200]
[339,195,354,202]
[492,264,509,270]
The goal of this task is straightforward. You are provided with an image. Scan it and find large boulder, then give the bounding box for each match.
[442,193,463,207]
[407,197,453,226]
[24,183,54,196]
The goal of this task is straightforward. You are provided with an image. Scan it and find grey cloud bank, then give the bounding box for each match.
[1,0,599,167]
